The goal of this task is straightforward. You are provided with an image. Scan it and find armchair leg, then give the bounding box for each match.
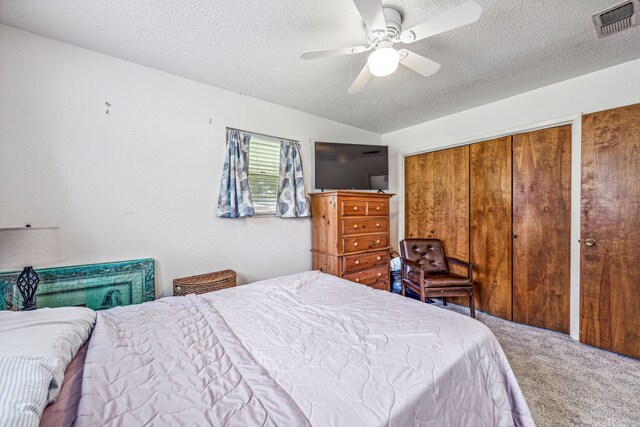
[442,297,448,306]
[401,281,406,297]
[420,287,426,303]
[469,293,475,318]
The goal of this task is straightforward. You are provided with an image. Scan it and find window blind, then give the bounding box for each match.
[248,137,281,214]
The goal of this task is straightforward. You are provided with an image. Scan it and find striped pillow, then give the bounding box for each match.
[0,355,58,427]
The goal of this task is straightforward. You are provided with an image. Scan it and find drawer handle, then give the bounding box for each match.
[375,240,380,244]
[353,206,359,211]
[376,206,381,211]
[355,260,360,265]
[353,242,359,247]
[353,224,358,229]
[377,273,382,277]
[355,278,360,283]
[376,223,380,228]
[377,256,381,261]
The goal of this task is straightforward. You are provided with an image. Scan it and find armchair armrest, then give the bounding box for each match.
[445,257,473,269]
[445,257,474,278]
[400,257,424,283]
[401,257,422,270]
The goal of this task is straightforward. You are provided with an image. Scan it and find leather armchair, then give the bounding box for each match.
[399,238,475,318]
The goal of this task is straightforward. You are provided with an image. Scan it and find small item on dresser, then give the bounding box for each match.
[173,270,237,296]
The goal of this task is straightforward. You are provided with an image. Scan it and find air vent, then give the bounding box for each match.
[593,0,639,38]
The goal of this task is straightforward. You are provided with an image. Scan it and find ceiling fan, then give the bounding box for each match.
[300,0,482,94]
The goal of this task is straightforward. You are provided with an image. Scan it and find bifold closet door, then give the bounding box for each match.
[405,153,433,239]
[512,126,571,333]
[404,146,470,278]
[581,104,640,359]
[470,136,513,320]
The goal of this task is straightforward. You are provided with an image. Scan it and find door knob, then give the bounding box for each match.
[584,238,596,247]
[512,234,518,239]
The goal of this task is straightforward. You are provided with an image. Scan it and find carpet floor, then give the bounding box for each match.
[437,302,640,427]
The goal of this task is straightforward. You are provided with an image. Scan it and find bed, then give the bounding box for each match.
[1,271,534,427]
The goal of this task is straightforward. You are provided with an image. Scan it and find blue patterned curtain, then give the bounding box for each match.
[276,141,310,218]
[216,130,255,218]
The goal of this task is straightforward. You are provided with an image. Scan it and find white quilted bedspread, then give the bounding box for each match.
[76,294,310,426]
[203,271,535,427]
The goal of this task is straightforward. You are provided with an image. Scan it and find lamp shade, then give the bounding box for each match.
[0,227,63,269]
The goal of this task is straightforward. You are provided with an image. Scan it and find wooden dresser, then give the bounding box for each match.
[311,191,394,290]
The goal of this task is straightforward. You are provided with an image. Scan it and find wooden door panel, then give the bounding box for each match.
[404,147,469,254]
[470,136,513,320]
[431,146,470,268]
[581,104,640,359]
[404,153,433,238]
[513,126,571,333]
[404,147,470,305]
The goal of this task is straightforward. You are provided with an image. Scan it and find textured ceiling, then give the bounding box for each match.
[1,0,640,133]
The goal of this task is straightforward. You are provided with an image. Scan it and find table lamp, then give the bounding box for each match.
[0,226,63,310]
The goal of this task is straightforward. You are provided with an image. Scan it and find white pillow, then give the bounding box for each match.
[0,307,96,403]
[0,355,58,427]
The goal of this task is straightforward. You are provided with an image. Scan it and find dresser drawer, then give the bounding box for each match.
[368,279,390,291]
[341,200,367,216]
[342,233,388,253]
[343,250,389,273]
[343,265,389,286]
[342,217,388,236]
[367,200,388,216]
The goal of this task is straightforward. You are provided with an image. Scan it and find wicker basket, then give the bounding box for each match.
[173,270,237,296]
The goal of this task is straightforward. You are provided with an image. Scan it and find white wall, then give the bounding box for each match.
[0,25,381,296]
[383,58,640,338]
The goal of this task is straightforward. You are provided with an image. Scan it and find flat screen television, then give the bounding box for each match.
[315,142,389,190]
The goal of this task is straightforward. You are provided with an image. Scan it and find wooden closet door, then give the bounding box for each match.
[512,126,571,333]
[405,153,433,239]
[581,104,640,359]
[404,146,470,271]
[470,136,512,320]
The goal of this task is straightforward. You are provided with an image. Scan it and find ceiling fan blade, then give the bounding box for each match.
[348,64,372,94]
[399,50,441,77]
[353,0,387,33]
[400,1,482,43]
[301,46,367,60]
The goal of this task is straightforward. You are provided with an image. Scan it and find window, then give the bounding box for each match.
[247,135,281,215]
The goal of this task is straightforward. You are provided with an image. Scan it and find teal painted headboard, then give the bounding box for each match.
[0,259,155,311]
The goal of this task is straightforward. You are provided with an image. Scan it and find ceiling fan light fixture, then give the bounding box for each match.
[367,47,399,76]
[300,0,483,93]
